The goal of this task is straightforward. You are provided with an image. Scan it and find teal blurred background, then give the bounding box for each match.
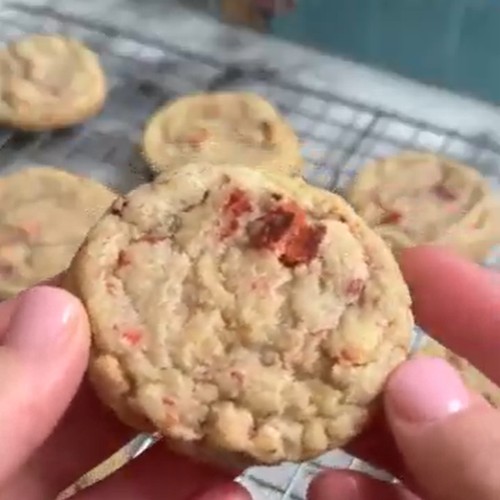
[267,0,500,104]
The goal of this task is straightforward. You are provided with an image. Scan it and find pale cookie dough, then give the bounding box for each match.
[418,338,500,407]
[142,92,303,176]
[67,163,413,465]
[0,34,106,130]
[347,152,500,262]
[0,166,115,298]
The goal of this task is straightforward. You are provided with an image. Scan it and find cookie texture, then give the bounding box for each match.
[142,92,303,176]
[347,152,500,262]
[68,163,413,464]
[0,34,106,130]
[418,338,500,407]
[0,166,115,298]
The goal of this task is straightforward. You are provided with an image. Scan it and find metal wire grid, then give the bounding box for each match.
[1,3,500,499]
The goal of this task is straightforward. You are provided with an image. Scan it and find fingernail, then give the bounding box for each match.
[308,471,359,500]
[4,286,82,358]
[190,483,250,500]
[386,357,470,423]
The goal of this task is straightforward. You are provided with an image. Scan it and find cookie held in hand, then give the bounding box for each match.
[67,163,413,465]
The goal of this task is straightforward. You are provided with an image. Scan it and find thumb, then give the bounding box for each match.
[0,286,90,483]
[385,357,500,500]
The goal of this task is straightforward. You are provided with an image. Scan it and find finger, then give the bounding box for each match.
[385,357,500,500]
[0,282,135,497]
[345,407,406,479]
[308,469,420,500]
[190,482,251,500]
[345,393,487,487]
[72,443,246,500]
[0,296,19,336]
[400,246,500,383]
[38,273,64,288]
[4,379,136,499]
[0,286,90,485]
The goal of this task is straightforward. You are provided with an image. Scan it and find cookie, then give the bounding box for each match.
[418,338,499,407]
[347,152,500,261]
[0,166,115,298]
[0,34,106,130]
[142,92,303,176]
[67,163,413,465]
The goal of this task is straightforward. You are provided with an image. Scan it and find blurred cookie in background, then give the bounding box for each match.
[347,152,500,262]
[0,34,106,130]
[142,91,303,176]
[0,166,115,298]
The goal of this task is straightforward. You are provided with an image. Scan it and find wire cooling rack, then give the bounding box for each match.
[1,3,500,499]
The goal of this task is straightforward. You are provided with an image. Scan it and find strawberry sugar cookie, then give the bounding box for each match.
[0,166,115,298]
[0,34,106,130]
[347,152,500,262]
[67,163,413,465]
[142,92,303,176]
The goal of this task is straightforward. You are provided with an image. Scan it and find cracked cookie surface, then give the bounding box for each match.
[0,34,106,130]
[142,92,303,176]
[0,166,115,297]
[418,338,500,407]
[347,152,500,262]
[69,163,412,464]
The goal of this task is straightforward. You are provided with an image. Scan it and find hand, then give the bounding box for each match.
[308,246,500,500]
[0,286,249,500]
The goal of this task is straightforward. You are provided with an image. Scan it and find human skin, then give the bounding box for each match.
[0,286,249,500]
